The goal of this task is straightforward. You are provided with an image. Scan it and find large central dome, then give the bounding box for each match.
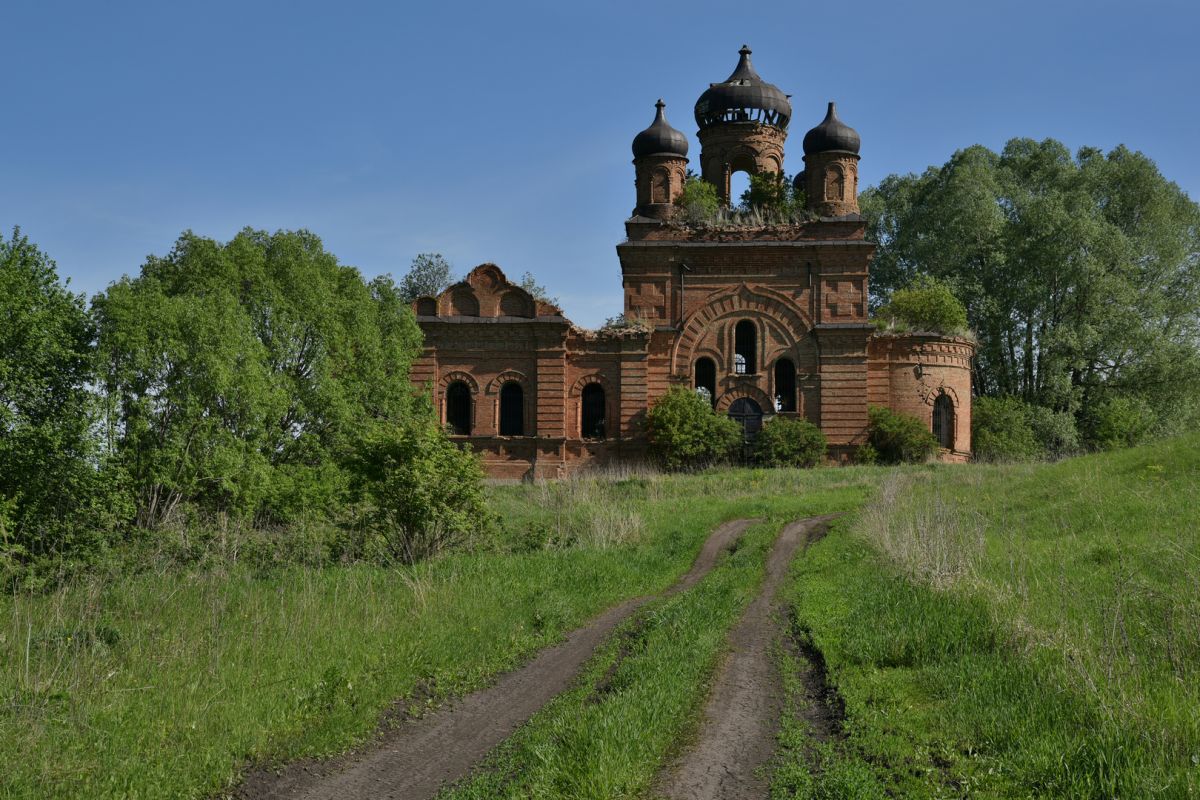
[694,45,791,131]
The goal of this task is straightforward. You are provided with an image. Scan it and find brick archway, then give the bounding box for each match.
[671,283,816,377]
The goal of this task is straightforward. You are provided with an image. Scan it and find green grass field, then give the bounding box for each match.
[780,433,1200,798]
[2,437,1197,798]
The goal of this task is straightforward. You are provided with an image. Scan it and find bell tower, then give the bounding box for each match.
[693,46,792,204]
[631,99,689,220]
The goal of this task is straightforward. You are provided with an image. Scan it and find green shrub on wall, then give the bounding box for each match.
[754,416,827,468]
[645,386,741,471]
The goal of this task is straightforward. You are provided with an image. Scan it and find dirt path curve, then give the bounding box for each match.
[235,518,755,800]
[653,515,836,800]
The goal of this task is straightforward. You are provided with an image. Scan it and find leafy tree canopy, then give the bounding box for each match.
[862,139,1200,437]
[94,228,425,527]
[399,252,454,301]
[0,228,123,565]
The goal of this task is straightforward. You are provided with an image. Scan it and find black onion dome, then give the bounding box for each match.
[632,99,689,159]
[802,102,861,155]
[694,45,791,130]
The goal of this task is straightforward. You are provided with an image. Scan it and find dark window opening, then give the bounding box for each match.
[445,381,472,436]
[499,381,524,436]
[695,357,717,407]
[735,320,756,374]
[728,397,764,441]
[933,393,955,450]
[581,384,606,439]
[774,358,796,412]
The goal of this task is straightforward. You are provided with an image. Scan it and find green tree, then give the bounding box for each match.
[94,228,424,527]
[971,396,1044,462]
[518,271,559,307]
[645,386,741,470]
[862,140,1200,439]
[399,253,454,301]
[0,229,125,570]
[754,416,826,467]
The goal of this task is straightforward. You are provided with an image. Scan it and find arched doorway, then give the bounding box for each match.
[728,397,764,442]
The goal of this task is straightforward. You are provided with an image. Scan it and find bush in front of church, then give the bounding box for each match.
[645,386,741,470]
[754,416,827,468]
[867,406,938,464]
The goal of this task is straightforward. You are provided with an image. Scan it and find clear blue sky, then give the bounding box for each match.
[5,0,1198,328]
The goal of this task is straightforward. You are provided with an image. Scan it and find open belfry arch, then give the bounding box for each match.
[411,46,974,478]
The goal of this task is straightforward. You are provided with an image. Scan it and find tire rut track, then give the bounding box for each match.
[233,518,755,800]
[653,514,838,800]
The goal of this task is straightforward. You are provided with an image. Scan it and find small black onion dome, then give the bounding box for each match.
[632,99,689,159]
[802,102,861,155]
[793,170,806,191]
[694,45,791,130]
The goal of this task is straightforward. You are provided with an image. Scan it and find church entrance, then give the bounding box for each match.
[728,397,764,442]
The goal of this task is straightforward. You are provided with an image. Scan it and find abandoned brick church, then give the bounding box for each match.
[410,46,974,479]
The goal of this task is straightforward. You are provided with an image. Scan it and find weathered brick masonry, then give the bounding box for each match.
[411,47,973,478]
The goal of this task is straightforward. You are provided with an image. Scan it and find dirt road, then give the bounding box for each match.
[235,518,755,800]
[653,515,835,800]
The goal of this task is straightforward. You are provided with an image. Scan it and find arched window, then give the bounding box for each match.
[774,358,796,412]
[932,393,955,450]
[581,384,606,439]
[445,381,472,436]
[734,320,756,374]
[694,357,716,408]
[499,381,524,436]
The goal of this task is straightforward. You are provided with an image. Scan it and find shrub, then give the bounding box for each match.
[1025,404,1080,457]
[875,275,970,336]
[972,396,1044,462]
[739,171,799,215]
[674,176,720,225]
[754,416,827,468]
[354,412,495,564]
[867,406,938,464]
[1079,394,1155,451]
[645,386,741,471]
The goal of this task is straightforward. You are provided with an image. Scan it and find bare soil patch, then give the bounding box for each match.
[233,518,754,800]
[653,515,836,800]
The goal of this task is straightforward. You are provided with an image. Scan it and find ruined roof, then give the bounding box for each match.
[694,46,791,131]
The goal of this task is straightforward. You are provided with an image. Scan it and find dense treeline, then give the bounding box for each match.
[1,227,489,588]
[862,139,1200,457]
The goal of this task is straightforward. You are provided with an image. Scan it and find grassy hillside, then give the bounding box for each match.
[782,433,1200,798]
[0,466,874,799]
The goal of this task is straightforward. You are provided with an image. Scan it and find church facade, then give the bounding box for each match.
[410,47,974,479]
